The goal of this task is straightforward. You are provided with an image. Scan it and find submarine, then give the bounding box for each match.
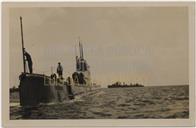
[18,17,97,107]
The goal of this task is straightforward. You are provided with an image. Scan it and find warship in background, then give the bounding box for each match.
[108,82,144,88]
[18,17,99,107]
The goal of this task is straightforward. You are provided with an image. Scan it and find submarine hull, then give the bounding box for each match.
[19,73,93,107]
[19,73,71,107]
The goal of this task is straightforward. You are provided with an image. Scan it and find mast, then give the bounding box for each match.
[20,16,26,73]
[79,41,81,59]
[81,43,84,59]
[75,44,78,71]
[79,40,84,59]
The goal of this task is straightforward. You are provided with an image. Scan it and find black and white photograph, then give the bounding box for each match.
[2,2,195,127]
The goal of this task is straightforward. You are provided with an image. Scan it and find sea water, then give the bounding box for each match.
[10,85,189,119]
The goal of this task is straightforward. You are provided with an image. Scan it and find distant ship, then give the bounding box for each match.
[108,82,144,88]
[18,17,99,107]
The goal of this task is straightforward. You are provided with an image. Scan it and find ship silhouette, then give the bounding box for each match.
[108,82,144,88]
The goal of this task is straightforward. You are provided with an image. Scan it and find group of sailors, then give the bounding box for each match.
[24,50,87,86]
[51,62,87,86]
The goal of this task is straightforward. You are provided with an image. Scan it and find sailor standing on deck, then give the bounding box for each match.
[24,49,33,74]
[57,62,63,78]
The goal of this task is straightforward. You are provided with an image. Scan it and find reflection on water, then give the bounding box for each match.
[10,85,189,119]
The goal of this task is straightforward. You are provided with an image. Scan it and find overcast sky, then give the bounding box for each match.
[9,7,188,87]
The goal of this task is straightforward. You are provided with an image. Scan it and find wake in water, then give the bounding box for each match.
[10,85,189,119]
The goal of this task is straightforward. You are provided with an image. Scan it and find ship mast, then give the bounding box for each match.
[20,16,26,73]
[81,43,84,59]
[79,40,84,59]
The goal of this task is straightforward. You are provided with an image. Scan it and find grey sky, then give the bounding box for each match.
[9,7,188,87]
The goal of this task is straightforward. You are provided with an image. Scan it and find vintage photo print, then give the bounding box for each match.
[2,2,195,127]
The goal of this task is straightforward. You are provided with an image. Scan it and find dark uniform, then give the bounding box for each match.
[24,51,33,74]
[76,56,80,71]
[57,62,63,78]
[72,72,79,84]
[79,73,86,84]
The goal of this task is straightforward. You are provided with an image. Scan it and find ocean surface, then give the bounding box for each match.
[10,85,189,119]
